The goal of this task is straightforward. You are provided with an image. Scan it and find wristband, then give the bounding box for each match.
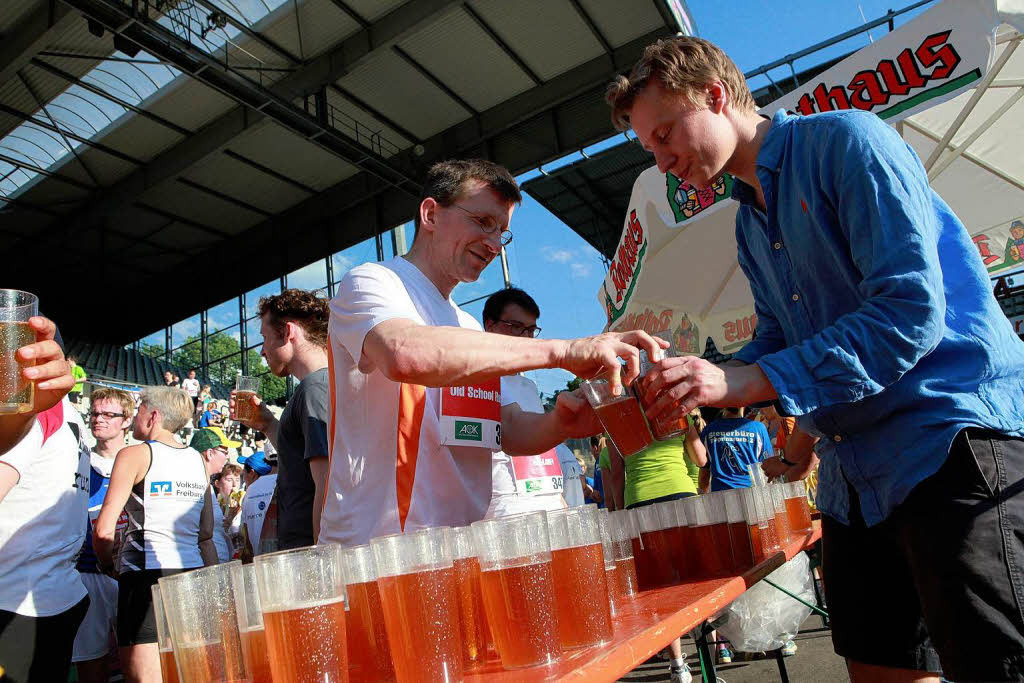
[779,456,798,467]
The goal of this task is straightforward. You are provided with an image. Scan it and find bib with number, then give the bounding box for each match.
[440,378,502,450]
[511,450,563,495]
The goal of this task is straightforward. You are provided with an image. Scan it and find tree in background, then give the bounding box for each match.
[169,334,287,403]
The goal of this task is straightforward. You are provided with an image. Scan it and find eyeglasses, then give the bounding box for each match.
[89,411,126,421]
[496,319,541,338]
[451,204,513,246]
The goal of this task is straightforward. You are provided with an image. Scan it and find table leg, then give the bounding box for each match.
[773,647,791,683]
[691,622,718,683]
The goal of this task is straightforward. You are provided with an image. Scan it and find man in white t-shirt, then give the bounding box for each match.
[238,450,277,560]
[322,159,662,546]
[0,316,90,683]
[181,369,200,410]
[482,287,569,517]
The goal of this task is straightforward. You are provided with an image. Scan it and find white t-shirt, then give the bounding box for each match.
[486,375,566,518]
[241,473,276,555]
[321,257,494,547]
[0,399,89,616]
[558,445,585,507]
[181,378,200,398]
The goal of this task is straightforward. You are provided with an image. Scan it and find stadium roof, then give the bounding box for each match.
[0,0,693,342]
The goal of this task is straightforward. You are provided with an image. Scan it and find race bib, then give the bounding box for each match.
[511,450,563,495]
[440,378,502,450]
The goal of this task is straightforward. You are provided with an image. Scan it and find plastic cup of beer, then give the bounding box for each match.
[546,505,613,648]
[254,544,349,683]
[471,511,562,669]
[663,498,696,581]
[341,544,396,682]
[741,486,776,562]
[449,526,492,666]
[689,494,735,578]
[579,378,653,456]
[748,465,784,552]
[784,481,814,534]
[234,375,260,423]
[632,341,689,441]
[158,561,247,683]
[151,583,180,683]
[765,481,793,547]
[371,527,463,682]
[722,489,755,571]
[632,504,681,589]
[606,510,639,601]
[0,289,38,414]
[236,564,273,683]
[596,509,622,611]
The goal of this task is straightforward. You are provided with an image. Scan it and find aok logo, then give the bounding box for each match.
[455,420,483,442]
[149,481,174,497]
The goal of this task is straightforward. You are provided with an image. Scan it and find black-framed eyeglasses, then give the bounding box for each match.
[496,319,541,338]
[89,411,126,421]
[451,204,513,246]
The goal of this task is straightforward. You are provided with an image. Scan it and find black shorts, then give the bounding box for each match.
[0,596,89,682]
[823,428,1024,680]
[117,569,186,646]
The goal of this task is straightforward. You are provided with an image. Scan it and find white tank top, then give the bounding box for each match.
[120,441,210,572]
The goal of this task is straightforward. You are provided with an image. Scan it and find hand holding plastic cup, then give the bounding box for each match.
[0,289,38,414]
[579,378,653,456]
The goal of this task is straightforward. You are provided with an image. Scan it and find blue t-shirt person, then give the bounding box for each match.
[701,414,772,491]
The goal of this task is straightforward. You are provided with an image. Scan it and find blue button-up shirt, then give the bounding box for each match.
[732,109,1024,526]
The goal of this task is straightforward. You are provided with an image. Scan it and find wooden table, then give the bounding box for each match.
[464,522,823,683]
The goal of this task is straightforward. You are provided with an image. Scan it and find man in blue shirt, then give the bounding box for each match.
[700,407,771,492]
[608,36,1024,682]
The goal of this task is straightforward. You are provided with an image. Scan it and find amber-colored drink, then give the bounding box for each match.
[174,640,246,682]
[241,627,272,683]
[748,523,766,563]
[159,648,179,683]
[263,598,348,683]
[479,560,561,669]
[453,557,491,666]
[632,530,680,590]
[606,564,625,607]
[346,580,395,682]
[616,556,638,598]
[0,321,34,413]
[729,521,755,570]
[690,523,733,578]
[668,524,696,582]
[593,396,653,456]
[550,544,613,648]
[378,567,462,683]
[234,390,258,423]
[762,518,780,554]
[786,496,813,534]
[773,511,791,547]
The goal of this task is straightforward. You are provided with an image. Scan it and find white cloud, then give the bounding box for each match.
[570,262,592,279]
[541,247,574,263]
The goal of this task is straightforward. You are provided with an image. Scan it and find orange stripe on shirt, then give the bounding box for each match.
[396,382,426,531]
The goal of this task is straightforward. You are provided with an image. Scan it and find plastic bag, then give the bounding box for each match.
[710,551,814,652]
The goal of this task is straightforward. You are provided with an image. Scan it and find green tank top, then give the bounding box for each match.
[624,436,696,508]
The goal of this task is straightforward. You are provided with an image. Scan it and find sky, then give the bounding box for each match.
[135,0,939,394]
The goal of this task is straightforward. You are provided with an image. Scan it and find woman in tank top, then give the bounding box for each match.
[94,386,221,683]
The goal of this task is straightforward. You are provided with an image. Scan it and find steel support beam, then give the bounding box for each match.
[0,2,79,93]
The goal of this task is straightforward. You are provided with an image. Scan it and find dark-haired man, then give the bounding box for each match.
[230,289,329,550]
[322,159,661,546]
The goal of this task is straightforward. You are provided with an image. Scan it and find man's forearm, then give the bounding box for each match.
[501,409,566,456]
[261,415,281,449]
[371,322,565,387]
